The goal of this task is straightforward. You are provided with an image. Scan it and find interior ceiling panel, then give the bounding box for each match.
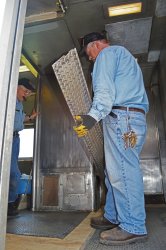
[26,0,57,16]
[105,17,152,54]
[23,20,75,69]
[23,0,166,82]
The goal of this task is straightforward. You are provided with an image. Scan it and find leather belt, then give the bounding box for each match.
[13,131,19,137]
[109,111,117,118]
[112,106,145,115]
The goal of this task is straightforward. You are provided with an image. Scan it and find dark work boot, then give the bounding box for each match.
[8,202,19,216]
[90,215,118,230]
[100,226,148,245]
[8,195,22,217]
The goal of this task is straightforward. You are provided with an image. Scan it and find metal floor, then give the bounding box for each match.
[5,206,166,250]
[84,205,166,250]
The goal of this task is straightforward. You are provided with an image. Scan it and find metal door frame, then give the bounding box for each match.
[0,0,27,249]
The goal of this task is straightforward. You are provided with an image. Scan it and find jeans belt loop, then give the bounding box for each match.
[127,106,129,115]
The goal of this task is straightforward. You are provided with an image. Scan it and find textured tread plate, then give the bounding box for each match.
[52,48,104,174]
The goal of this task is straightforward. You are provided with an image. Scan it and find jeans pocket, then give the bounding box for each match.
[103,115,118,134]
[129,113,146,126]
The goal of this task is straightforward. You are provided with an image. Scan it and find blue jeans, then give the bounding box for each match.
[102,110,147,235]
[8,135,21,203]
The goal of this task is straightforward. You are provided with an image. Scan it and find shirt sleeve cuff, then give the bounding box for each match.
[87,110,101,122]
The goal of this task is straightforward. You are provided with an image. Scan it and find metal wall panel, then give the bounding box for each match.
[34,75,96,211]
[40,79,92,171]
[140,89,163,194]
[61,171,94,210]
[141,159,162,194]
[105,17,152,54]
[159,44,166,130]
[158,42,166,200]
[156,0,166,17]
[140,90,159,159]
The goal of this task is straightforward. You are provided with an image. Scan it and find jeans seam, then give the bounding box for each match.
[117,119,132,222]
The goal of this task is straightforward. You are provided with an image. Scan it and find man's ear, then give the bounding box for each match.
[95,40,103,49]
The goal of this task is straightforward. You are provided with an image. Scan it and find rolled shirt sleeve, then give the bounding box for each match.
[88,49,117,122]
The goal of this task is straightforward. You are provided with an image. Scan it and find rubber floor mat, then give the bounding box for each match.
[84,206,166,250]
[7,210,89,238]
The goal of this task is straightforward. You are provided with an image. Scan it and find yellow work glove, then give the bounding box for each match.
[73,115,97,138]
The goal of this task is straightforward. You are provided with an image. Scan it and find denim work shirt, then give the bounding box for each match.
[88,46,149,122]
[14,99,25,132]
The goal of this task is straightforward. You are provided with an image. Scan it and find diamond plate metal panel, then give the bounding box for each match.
[105,17,152,54]
[52,48,104,175]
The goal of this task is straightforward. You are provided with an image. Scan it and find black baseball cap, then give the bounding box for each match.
[18,78,35,92]
[79,32,106,56]
[82,32,106,47]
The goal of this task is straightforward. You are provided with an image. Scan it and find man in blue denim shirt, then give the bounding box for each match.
[74,32,149,245]
[8,78,37,216]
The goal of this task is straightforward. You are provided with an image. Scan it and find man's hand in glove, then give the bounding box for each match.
[73,115,97,137]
